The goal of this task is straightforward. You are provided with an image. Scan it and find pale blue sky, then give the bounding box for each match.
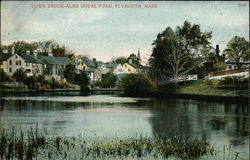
[1,1,249,63]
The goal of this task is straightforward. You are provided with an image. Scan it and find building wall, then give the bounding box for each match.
[76,63,88,73]
[0,61,8,73]
[226,64,249,70]
[7,54,27,75]
[93,69,102,81]
[113,64,124,75]
[123,63,137,74]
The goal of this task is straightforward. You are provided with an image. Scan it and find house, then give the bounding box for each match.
[6,51,44,76]
[75,56,102,83]
[105,63,125,80]
[0,53,12,73]
[75,56,96,72]
[123,62,146,74]
[226,61,249,70]
[38,55,71,80]
[85,67,102,82]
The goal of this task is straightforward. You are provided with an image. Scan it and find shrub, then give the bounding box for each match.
[12,68,27,82]
[218,76,248,88]
[0,69,10,82]
[121,74,157,97]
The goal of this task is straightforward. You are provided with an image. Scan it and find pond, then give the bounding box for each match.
[0,92,249,159]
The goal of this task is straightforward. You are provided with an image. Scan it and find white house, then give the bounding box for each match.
[6,52,43,76]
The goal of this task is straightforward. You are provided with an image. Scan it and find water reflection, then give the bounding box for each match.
[0,94,249,158]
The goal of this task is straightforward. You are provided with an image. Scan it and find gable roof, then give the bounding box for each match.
[0,53,12,62]
[105,63,119,68]
[80,57,96,67]
[19,54,44,64]
[126,63,144,69]
[39,56,71,65]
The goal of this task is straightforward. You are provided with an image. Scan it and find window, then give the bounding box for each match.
[229,65,232,69]
[9,60,12,65]
[125,65,127,67]
[9,68,12,73]
[19,61,22,65]
[26,63,30,67]
[15,56,17,59]
[128,69,131,72]
[234,66,237,69]
[16,61,19,65]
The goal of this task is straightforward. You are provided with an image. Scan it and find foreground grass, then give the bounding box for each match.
[0,127,215,160]
[161,80,248,97]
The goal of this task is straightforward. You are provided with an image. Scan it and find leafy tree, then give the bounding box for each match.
[128,54,140,65]
[12,68,27,82]
[121,74,157,97]
[113,57,128,64]
[149,21,212,80]
[2,41,38,54]
[37,40,57,56]
[203,47,227,72]
[101,72,117,88]
[223,36,249,68]
[0,69,10,82]
[74,71,89,86]
[63,64,76,84]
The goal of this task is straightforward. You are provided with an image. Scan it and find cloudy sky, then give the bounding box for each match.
[1,1,249,64]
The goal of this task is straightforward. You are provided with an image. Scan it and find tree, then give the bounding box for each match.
[37,40,57,56]
[74,71,89,86]
[63,64,76,84]
[149,21,212,80]
[12,68,27,82]
[0,69,10,82]
[121,74,157,97]
[101,72,117,88]
[113,57,128,64]
[4,41,38,54]
[223,36,249,68]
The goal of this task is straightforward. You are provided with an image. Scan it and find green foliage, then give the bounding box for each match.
[149,21,212,79]
[12,69,27,82]
[223,36,249,68]
[213,61,227,71]
[63,64,76,84]
[50,77,60,89]
[0,69,10,82]
[121,74,157,97]
[100,72,117,88]
[218,76,248,89]
[74,71,90,87]
[114,57,128,64]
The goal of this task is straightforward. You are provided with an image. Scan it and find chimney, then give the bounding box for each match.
[216,45,219,55]
[12,46,15,55]
[129,59,132,64]
[93,58,97,67]
[34,50,38,57]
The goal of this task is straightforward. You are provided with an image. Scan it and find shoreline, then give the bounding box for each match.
[155,93,249,105]
[0,88,248,105]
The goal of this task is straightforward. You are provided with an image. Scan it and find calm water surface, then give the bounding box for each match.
[0,92,249,159]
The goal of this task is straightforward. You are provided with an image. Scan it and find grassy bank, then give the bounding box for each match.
[159,80,248,97]
[0,127,215,160]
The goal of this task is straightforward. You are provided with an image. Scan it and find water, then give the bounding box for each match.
[0,92,249,159]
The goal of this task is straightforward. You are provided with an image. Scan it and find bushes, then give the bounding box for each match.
[121,74,157,97]
[218,76,248,88]
[0,69,10,82]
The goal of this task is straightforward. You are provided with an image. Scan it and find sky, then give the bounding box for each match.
[1,1,249,64]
